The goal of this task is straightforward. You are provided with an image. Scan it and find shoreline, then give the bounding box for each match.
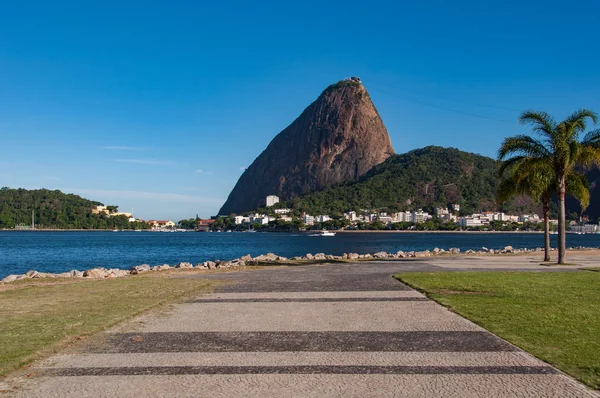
[335,230,546,234]
[3,246,599,283]
[1,229,551,234]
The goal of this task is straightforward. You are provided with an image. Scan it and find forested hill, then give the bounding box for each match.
[290,146,537,216]
[0,188,144,229]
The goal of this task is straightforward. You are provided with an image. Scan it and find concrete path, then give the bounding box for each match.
[10,261,598,397]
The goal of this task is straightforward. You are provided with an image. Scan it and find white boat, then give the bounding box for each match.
[318,231,336,237]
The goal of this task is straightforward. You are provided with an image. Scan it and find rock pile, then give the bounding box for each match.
[2,246,596,283]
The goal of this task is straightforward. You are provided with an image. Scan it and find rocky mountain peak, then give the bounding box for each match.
[218,78,394,215]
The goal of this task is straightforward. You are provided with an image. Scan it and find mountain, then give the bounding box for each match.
[289,146,539,216]
[218,78,394,215]
[0,187,146,229]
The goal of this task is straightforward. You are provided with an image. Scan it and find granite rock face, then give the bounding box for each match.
[218,79,394,215]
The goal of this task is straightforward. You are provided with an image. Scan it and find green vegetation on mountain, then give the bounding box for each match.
[287,146,534,216]
[0,187,148,230]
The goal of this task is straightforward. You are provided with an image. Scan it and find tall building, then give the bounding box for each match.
[266,195,280,207]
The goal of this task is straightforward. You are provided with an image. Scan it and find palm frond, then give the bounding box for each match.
[564,109,598,139]
[581,128,600,147]
[519,110,556,139]
[577,145,600,169]
[566,171,590,211]
[498,135,551,160]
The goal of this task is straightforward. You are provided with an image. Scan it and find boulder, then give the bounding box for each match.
[432,248,441,255]
[25,270,39,278]
[305,253,314,260]
[131,264,151,274]
[175,262,194,269]
[373,251,389,259]
[347,253,359,260]
[206,261,217,270]
[255,253,278,262]
[448,248,461,254]
[240,254,253,261]
[32,272,53,279]
[70,269,84,278]
[465,249,476,254]
[481,247,489,253]
[314,253,326,260]
[502,246,514,254]
[108,269,130,278]
[1,274,20,283]
[396,251,406,258]
[363,253,373,259]
[83,268,109,278]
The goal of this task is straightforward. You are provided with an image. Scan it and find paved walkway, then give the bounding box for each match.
[10,261,598,397]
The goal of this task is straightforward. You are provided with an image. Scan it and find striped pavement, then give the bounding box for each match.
[10,262,598,397]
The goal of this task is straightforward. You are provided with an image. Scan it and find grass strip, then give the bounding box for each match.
[394,271,600,389]
[0,274,215,377]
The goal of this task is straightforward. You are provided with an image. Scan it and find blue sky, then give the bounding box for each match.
[1,1,599,220]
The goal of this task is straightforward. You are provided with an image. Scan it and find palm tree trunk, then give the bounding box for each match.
[557,177,567,264]
[542,195,550,262]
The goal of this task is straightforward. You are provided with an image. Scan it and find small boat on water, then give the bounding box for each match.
[318,231,336,237]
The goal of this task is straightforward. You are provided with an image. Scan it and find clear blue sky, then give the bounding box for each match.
[1,1,599,220]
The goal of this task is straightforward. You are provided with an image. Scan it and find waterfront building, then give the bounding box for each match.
[148,220,176,230]
[303,214,315,225]
[197,219,215,232]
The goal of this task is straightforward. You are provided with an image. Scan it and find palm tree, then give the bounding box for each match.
[498,109,600,264]
[497,160,589,262]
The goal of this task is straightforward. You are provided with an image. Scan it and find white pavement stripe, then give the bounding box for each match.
[200,291,425,299]
[13,374,598,398]
[138,302,481,332]
[41,352,546,368]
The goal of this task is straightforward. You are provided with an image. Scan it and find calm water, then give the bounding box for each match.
[1,231,599,278]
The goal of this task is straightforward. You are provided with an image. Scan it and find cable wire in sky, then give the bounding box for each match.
[369,86,517,124]
[370,82,522,112]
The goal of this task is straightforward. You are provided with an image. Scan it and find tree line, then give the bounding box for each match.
[0,188,149,230]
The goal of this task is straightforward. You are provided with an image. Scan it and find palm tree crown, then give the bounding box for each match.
[498,109,600,264]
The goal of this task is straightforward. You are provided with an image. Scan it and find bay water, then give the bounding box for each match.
[1,231,599,278]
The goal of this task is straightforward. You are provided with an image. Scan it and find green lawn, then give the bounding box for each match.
[0,274,215,377]
[394,271,600,389]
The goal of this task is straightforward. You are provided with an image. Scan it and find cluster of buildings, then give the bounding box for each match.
[92,205,140,223]
[146,220,176,230]
[93,206,180,231]
[229,195,553,230]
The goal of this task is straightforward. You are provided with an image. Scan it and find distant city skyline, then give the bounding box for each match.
[1,1,599,220]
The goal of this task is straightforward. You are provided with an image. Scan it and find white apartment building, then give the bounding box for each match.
[411,210,431,224]
[274,208,291,214]
[266,195,280,207]
[519,214,541,223]
[317,215,331,223]
[303,214,315,225]
[234,216,251,225]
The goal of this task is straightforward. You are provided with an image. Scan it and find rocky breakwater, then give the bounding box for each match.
[2,246,596,284]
